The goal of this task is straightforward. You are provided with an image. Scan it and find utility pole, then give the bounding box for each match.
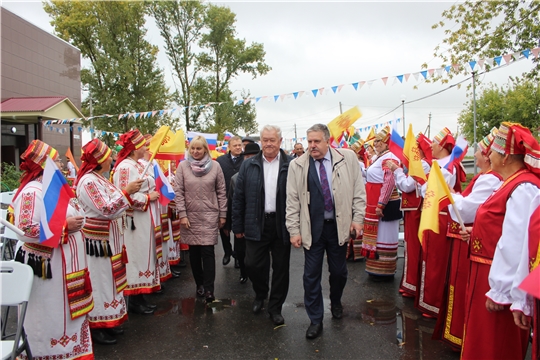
[472,71,478,175]
[89,93,94,139]
[339,102,343,114]
[426,112,432,138]
[294,123,297,141]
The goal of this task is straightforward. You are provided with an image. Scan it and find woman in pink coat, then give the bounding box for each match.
[174,136,227,302]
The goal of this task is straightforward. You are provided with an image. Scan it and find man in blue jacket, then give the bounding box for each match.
[232,125,291,326]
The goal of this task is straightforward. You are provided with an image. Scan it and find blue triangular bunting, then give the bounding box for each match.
[312,89,318,97]
[420,70,428,79]
[522,49,530,59]
[274,95,279,102]
[293,92,299,99]
[469,60,476,70]
[397,75,403,83]
[352,82,359,91]
[494,56,502,65]
[256,97,261,102]
[331,86,338,93]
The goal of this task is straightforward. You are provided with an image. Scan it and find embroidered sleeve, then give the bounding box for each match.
[82,181,129,219]
[378,159,397,207]
[114,165,148,212]
[14,189,41,241]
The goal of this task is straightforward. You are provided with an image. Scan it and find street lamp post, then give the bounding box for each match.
[82,85,94,139]
[401,95,406,135]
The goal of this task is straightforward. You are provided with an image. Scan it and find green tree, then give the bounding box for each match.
[44,1,172,138]
[148,0,206,132]
[427,1,540,82]
[457,80,540,141]
[196,4,270,136]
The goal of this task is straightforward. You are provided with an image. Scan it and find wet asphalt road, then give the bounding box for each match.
[93,242,463,360]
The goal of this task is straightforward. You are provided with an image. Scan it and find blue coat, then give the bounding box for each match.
[232,149,291,243]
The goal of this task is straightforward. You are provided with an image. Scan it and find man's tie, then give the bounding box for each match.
[317,159,333,212]
[232,156,237,164]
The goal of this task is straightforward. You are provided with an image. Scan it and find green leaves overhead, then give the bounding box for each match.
[429,1,540,82]
[458,80,540,142]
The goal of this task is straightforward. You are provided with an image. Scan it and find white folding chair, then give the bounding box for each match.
[0,261,33,360]
[0,191,17,260]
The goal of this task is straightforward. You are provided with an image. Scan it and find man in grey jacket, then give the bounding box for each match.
[286,123,366,339]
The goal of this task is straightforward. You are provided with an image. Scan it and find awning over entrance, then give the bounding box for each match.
[0,96,84,122]
[1,96,85,169]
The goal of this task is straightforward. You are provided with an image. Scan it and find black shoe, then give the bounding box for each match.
[252,299,264,314]
[234,259,240,268]
[91,329,117,345]
[222,254,231,266]
[139,296,157,310]
[175,260,187,268]
[154,283,166,294]
[170,269,181,278]
[271,313,285,326]
[331,305,343,319]
[104,327,124,336]
[205,291,215,303]
[306,323,323,339]
[128,302,154,315]
[239,276,248,284]
[196,285,205,297]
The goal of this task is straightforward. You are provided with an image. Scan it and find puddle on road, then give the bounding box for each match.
[154,297,237,316]
[359,299,444,359]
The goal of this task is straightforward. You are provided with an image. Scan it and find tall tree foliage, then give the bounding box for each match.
[148,0,206,132]
[44,1,171,137]
[426,1,540,82]
[196,4,270,136]
[149,1,269,135]
[457,80,540,141]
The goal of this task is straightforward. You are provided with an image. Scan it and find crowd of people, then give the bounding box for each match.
[7,120,540,359]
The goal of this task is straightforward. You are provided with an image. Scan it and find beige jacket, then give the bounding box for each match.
[285,147,366,250]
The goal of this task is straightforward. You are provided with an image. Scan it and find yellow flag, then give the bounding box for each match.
[151,129,186,161]
[148,126,171,159]
[365,127,376,142]
[327,106,362,141]
[403,124,427,185]
[418,161,454,244]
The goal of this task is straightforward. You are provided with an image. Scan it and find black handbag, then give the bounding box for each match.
[381,199,403,222]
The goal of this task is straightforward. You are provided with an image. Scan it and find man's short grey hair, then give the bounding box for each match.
[260,125,282,139]
[307,124,331,141]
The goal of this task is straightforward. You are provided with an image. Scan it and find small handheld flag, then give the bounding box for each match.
[39,156,75,248]
[153,160,175,206]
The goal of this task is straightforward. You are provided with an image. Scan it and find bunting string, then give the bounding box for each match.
[46,47,538,127]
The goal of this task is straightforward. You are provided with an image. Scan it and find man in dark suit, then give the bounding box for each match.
[232,125,291,326]
[286,123,366,339]
[216,135,244,266]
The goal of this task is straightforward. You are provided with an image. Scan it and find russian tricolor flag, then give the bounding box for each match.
[440,136,468,171]
[187,131,218,150]
[39,156,75,248]
[388,120,405,164]
[153,160,175,206]
[224,131,233,141]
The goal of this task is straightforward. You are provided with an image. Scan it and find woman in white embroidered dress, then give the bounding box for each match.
[112,129,161,315]
[361,126,402,279]
[76,138,143,345]
[12,140,94,360]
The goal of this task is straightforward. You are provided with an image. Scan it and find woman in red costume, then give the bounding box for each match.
[433,128,502,350]
[460,122,540,360]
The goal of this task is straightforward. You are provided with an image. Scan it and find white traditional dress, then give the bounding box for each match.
[113,158,160,295]
[139,158,172,282]
[13,179,94,360]
[77,172,131,329]
[362,150,401,276]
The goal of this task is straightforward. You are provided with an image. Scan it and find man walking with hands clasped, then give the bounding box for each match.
[232,125,292,326]
[286,123,366,339]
